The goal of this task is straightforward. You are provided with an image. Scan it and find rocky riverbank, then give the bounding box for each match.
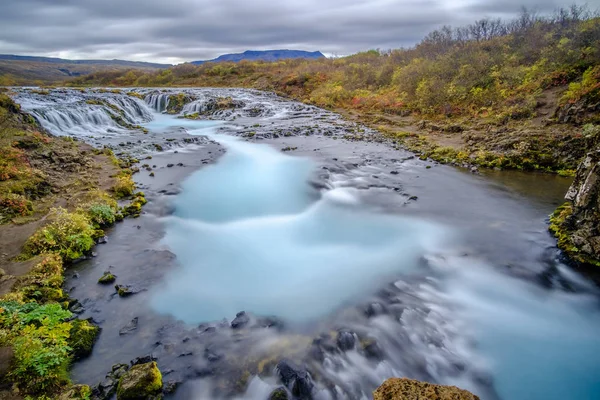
[550,147,600,270]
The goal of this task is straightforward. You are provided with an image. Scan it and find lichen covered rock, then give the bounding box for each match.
[551,149,600,267]
[373,378,479,400]
[116,361,162,400]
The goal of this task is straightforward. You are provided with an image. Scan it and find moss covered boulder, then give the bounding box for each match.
[116,361,162,400]
[373,378,479,400]
[69,318,100,360]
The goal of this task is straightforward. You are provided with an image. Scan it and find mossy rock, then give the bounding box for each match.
[116,361,163,400]
[69,319,101,360]
[58,384,92,400]
[373,378,479,400]
[98,272,116,284]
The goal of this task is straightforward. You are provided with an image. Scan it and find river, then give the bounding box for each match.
[11,87,600,400]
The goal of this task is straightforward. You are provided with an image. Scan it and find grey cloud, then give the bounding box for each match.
[0,0,598,63]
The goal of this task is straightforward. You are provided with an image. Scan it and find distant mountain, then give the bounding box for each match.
[0,55,171,84]
[191,50,325,65]
[0,54,171,69]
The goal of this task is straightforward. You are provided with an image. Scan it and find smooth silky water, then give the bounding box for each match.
[12,88,600,400]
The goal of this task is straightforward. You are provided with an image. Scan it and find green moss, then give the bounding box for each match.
[98,272,116,284]
[122,192,147,218]
[166,93,192,114]
[112,175,135,199]
[68,319,100,361]
[116,362,162,400]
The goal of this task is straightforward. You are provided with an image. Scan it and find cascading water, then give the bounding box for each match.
[145,92,172,112]
[14,89,153,137]
[10,88,600,400]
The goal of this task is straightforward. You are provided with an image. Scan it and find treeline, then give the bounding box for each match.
[69,6,600,122]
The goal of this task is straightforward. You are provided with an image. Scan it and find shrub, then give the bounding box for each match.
[112,175,135,199]
[23,208,95,262]
[86,204,116,227]
[0,193,33,222]
[0,301,72,393]
[13,253,65,303]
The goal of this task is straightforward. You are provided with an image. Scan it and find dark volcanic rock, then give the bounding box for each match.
[276,359,314,399]
[336,330,355,351]
[230,311,250,329]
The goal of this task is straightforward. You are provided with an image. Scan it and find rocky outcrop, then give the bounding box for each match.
[373,378,479,400]
[550,149,600,267]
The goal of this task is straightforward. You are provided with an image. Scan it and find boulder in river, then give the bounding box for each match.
[69,318,101,360]
[550,149,600,267]
[373,378,479,400]
[116,361,163,400]
[98,271,116,284]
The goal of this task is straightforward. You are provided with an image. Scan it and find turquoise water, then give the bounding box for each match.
[152,129,445,322]
[150,116,600,400]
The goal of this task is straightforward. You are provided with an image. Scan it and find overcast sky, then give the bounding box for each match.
[0,0,598,64]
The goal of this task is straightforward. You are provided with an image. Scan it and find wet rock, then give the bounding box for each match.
[119,317,139,335]
[390,170,399,175]
[276,359,314,399]
[336,331,355,351]
[115,284,136,297]
[256,316,285,330]
[363,341,384,361]
[131,354,157,366]
[231,311,250,329]
[116,361,163,400]
[204,346,222,362]
[268,387,289,400]
[69,300,85,314]
[163,380,181,395]
[97,236,108,244]
[91,364,129,400]
[98,271,116,284]
[373,378,479,400]
[167,163,174,168]
[365,302,385,317]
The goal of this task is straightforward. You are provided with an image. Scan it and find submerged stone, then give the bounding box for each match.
[116,361,163,400]
[373,378,479,400]
[119,317,139,335]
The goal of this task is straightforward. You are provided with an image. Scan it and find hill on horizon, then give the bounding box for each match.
[191,49,325,65]
[0,55,171,84]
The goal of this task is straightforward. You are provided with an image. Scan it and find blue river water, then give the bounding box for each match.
[147,116,600,400]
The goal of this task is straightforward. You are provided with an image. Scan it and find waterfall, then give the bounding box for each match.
[144,93,171,112]
[13,89,154,137]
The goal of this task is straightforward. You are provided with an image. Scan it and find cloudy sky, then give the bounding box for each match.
[1,0,598,64]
